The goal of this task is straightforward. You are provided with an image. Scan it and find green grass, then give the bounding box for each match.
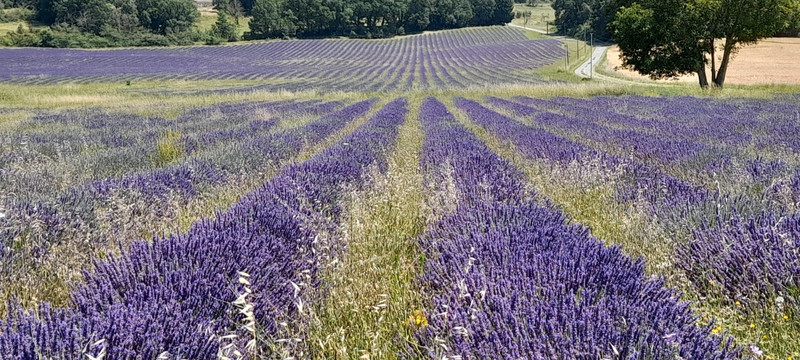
[512,3,555,32]
[532,38,593,82]
[0,7,45,35]
[153,130,184,165]
[522,29,549,40]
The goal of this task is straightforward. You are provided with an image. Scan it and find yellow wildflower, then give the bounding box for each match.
[750,323,755,328]
[735,301,741,306]
[409,309,428,328]
[785,315,790,320]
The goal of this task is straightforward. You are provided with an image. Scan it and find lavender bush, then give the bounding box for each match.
[414,97,738,359]
[0,98,409,359]
[0,27,564,91]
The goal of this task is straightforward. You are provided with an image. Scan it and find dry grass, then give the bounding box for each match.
[0,21,26,34]
[605,38,800,85]
[309,97,427,359]
[0,110,32,130]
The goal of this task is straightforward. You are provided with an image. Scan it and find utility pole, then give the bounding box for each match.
[565,43,570,71]
[576,38,580,59]
[589,34,593,79]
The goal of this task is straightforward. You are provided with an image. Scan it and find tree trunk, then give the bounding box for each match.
[713,40,735,88]
[710,39,717,84]
[698,60,709,88]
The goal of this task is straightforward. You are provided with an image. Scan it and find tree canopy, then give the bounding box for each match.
[611,0,796,87]
[31,0,197,35]
[552,0,614,40]
[8,0,514,47]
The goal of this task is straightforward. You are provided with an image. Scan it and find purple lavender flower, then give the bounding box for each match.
[413,97,738,359]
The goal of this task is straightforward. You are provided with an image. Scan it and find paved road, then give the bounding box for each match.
[574,45,608,79]
[509,24,607,79]
[509,23,653,85]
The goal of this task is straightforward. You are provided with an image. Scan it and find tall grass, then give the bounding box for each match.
[309,97,427,359]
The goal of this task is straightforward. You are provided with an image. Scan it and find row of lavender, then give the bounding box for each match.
[2,99,339,201]
[0,99,409,358]
[0,27,564,90]
[508,95,800,192]
[465,95,800,350]
[0,99,367,309]
[411,97,737,358]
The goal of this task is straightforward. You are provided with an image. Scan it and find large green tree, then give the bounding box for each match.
[247,0,287,38]
[552,0,613,39]
[405,0,432,31]
[611,0,791,88]
[136,0,197,35]
[284,0,335,36]
[492,0,514,25]
[210,9,238,41]
[469,0,496,26]
[782,0,800,35]
[33,0,139,34]
[429,0,473,29]
[212,0,244,23]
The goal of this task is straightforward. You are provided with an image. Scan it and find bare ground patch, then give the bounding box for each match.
[605,37,800,85]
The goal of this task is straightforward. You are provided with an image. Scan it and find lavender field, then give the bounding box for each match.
[1,24,800,360]
[0,27,564,91]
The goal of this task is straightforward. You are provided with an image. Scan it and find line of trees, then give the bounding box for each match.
[2,0,201,47]
[2,0,514,46]
[245,0,514,39]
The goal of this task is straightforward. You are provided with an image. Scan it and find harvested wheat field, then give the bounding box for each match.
[605,37,800,85]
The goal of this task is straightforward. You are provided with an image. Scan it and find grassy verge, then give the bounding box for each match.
[532,37,593,82]
[3,76,799,115]
[309,96,427,359]
[0,80,348,114]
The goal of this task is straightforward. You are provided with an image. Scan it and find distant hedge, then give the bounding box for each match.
[1,0,517,47]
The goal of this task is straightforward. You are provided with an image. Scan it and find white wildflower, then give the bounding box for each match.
[749,344,763,356]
